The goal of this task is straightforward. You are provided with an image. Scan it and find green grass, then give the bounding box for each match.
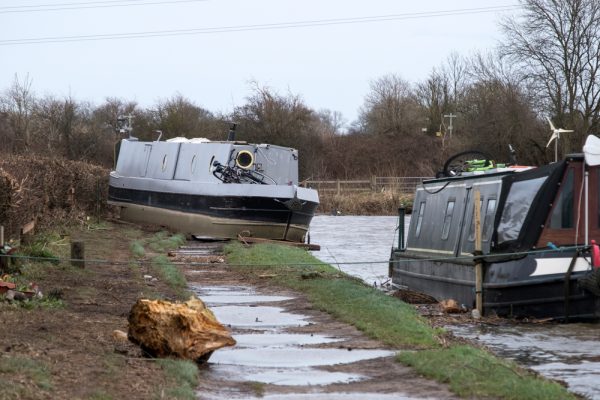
[398,346,574,399]
[225,242,437,348]
[156,359,199,400]
[247,381,265,397]
[150,255,190,299]
[0,356,53,391]
[19,297,65,310]
[148,232,186,252]
[224,243,578,400]
[87,390,113,400]
[130,240,146,258]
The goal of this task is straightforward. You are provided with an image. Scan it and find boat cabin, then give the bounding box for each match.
[405,155,597,257]
[115,138,299,186]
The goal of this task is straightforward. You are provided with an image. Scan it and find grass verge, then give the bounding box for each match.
[224,242,576,400]
[128,230,190,299]
[398,346,571,400]
[156,359,199,400]
[0,356,53,392]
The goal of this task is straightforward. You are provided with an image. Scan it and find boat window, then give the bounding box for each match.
[161,154,168,172]
[141,144,152,177]
[497,176,548,243]
[549,168,574,229]
[482,198,497,241]
[467,198,484,242]
[415,201,426,237]
[441,200,455,240]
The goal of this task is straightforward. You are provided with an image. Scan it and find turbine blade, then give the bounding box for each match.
[546,132,558,147]
[546,116,556,131]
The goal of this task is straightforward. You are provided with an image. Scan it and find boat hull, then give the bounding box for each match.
[108,185,318,242]
[390,251,600,319]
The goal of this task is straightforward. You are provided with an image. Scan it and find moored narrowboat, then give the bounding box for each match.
[389,138,600,319]
[108,125,319,242]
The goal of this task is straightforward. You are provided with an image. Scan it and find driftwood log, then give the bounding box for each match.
[128,297,235,363]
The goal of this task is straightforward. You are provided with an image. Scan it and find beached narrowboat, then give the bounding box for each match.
[389,138,600,319]
[108,127,319,242]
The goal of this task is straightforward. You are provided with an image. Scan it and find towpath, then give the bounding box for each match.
[177,242,458,400]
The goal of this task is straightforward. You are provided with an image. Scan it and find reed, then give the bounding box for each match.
[317,191,413,216]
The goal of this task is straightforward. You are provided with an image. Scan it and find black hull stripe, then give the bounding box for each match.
[108,185,317,226]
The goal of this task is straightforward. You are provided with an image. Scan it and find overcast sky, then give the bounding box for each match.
[1,0,520,125]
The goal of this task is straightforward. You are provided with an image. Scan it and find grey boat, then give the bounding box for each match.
[108,126,319,242]
[389,142,600,320]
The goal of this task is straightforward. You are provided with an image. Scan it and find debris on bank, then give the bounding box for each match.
[128,296,236,363]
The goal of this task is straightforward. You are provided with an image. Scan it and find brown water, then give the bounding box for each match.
[310,215,600,399]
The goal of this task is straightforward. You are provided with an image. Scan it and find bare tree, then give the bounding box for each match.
[152,94,221,140]
[500,0,600,154]
[358,74,421,136]
[0,74,35,153]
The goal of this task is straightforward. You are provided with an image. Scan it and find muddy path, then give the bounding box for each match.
[179,242,458,400]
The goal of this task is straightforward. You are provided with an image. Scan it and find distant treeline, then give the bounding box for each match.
[2,0,600,180]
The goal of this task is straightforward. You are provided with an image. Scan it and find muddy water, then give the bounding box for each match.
[310,215,600,399]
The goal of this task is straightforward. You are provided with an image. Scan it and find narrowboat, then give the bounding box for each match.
[389,138,600,319]
[108,125,319,242]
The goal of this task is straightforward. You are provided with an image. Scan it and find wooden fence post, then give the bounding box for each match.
[0,226,6,272]
[474,190,483,316]
[336,180,341,196]
[20,220,35,246]
[71,240,85,269]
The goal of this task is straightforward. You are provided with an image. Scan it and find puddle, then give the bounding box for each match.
[193,286,293,304]
[211,305,309,329]
[199,284,397,395]
[233,333,341,348]
[202,295,294,305]
[262,394,435,400]
[210,348,394,368]
[207,364,362,386]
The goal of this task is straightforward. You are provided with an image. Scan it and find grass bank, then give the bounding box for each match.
[224,242,575,400]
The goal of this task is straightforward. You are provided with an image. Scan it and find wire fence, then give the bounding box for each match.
[0,244,589,268]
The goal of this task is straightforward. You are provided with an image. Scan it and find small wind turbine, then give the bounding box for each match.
[546,117,574,162]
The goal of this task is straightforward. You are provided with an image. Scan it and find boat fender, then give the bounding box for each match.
[591,240,600,269]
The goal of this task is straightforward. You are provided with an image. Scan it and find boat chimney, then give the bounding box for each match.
[227,123,237,141]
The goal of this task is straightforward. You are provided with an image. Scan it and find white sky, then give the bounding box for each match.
[0,0,519,125]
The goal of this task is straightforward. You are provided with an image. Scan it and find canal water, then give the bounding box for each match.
[309,215,600,399]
